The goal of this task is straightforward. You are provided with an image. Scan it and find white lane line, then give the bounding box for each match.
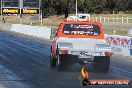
[110,72,131,80]
[110,66,132,75]
[109,66,132,80]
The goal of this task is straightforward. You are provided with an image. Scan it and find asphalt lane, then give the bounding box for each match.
[0,31,131,88]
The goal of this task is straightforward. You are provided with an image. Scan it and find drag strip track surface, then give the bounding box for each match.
[0,31,131,88]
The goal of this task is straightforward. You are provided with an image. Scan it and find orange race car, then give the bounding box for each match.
[50,20,112,72]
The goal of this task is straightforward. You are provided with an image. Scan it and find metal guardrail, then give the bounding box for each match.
[105,34,132,56]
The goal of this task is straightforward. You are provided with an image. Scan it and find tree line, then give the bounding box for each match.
[41,0,132,18]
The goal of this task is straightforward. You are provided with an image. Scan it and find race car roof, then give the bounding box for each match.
[62,20,102,25]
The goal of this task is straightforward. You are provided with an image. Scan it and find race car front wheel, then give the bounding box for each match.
[93,56,110,73]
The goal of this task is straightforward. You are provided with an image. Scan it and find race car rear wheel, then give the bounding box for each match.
[57,54,73,71]
[57,54,65,71]
[50,51,57,67]
[93,56,110,73]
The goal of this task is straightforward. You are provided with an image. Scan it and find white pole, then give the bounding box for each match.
[1,0,2,22]
[41,10,43,26]
[76,0,77,21]
[39,0,42,26]
[19,0,23,24]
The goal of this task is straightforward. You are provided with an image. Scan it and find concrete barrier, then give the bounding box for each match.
[105,34,132,56]
[0,22,12,31]
[128,29,132,37]
[11,24,51,39]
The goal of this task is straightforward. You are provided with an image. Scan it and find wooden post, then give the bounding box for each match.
[96,17,97,22]
[89,16,90,21]
[122,17,124,23]
[117,17,119,22]
[100,16,101,22]
[92,17,94,22]
[113,17,114,22]
[127,17,128,23]
[108,17,110,23]
[104,17,105,22]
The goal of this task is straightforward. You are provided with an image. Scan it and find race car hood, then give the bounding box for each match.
[57,37,111,52]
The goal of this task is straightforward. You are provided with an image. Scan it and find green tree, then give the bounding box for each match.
[128,0,132,10]
[41,0,53,17]
[53,0,75,18]
[41,0,131,17]
[106,0,116,12]
[80,0,107,14]
[117,0,129,12]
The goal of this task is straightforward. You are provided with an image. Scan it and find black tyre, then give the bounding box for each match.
[57,54,73,71]
[57,54,65,71]
[93,56,110,73]
[50,51,57,67]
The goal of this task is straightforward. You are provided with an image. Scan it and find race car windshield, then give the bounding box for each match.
[63,24,101,36]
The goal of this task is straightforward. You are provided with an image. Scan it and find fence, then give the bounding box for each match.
[91,17,132,23]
